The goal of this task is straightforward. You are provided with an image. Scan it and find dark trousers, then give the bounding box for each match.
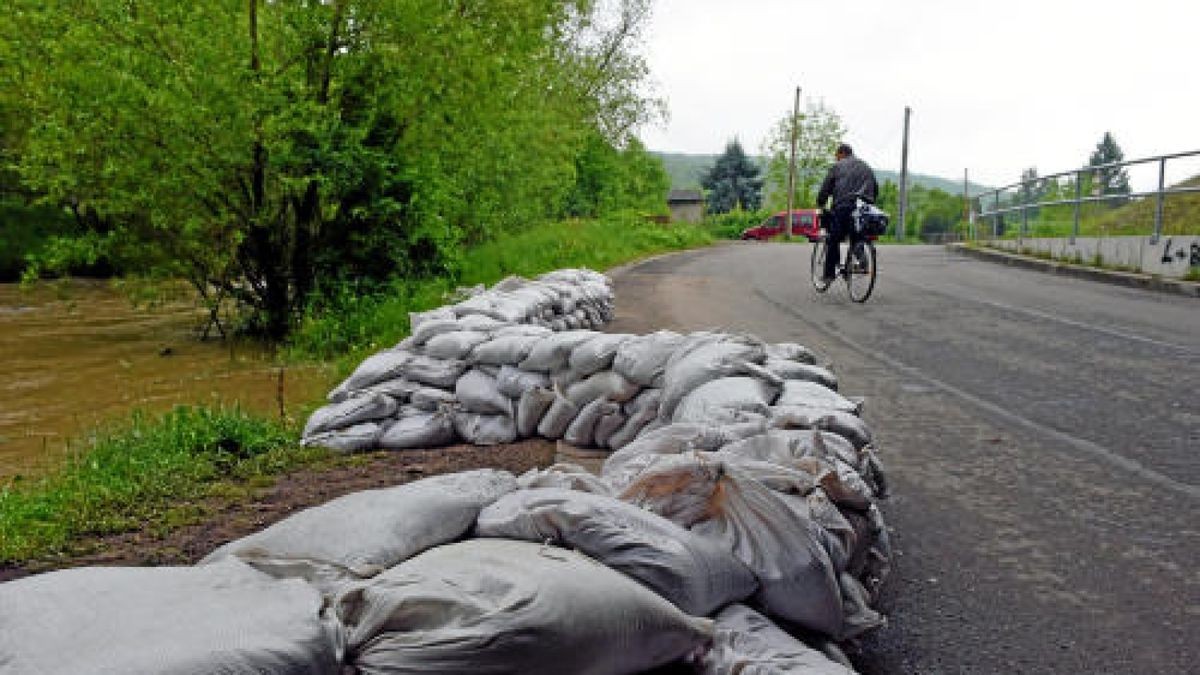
[823,204,856,280]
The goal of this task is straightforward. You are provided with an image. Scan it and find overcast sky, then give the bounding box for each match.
[637,0,1200,190]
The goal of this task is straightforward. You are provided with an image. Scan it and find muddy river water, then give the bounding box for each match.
[0,281,336,480]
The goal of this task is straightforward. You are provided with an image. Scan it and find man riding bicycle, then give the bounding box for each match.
[816,144,879,283]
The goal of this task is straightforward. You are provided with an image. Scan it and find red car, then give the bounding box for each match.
[740,209,822,242]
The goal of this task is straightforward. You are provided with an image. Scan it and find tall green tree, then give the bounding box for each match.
[1087,131,1132,202]
[760,100,846,211]
[702,139,763,214]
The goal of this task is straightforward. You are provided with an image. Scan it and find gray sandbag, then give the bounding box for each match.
[593,407,627,448]
[329,350,413,401]
[764,358,839,390]
[301,422,384,454]
[203,469,517,590]
[0,558,343,675]
[455,368,513,416]
[672,376,779,424]
[519,330,598,372]
[495,365,551,398]
[620,453,844,636]
[476,488,758,616]
[453,411,518,445]
[471,333,543,366]
[771,406,873,449]
[700,604,857,675]
[401,355,468,388]
[516,463,613,495]
[765,341,819,366]
[537,392,578,439]
[357,377,421,402]
[423,330,490,360]
[565,370,641,407]
[660,334,767,421]
[334,539,712,675]
[304,393,399,438]
[567,333,633,377]
[410,316,467,346]
[776,380,860,413]
[603,421,771,491]
[607,388,663,449]
[377,409,456,449]
[494,323,554,339]
[410,387,457,412]
[612,330,685,386]
[517,385,557,437]
[563,398,620,447]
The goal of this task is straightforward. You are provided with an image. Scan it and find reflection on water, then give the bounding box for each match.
[0,281,336,480]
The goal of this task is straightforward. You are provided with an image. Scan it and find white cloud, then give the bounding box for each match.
[638,0,1200,189]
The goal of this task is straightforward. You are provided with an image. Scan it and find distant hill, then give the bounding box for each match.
[654,151,990,195]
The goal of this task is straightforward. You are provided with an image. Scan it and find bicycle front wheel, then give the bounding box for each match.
[845,239,877,302]
[810,239,832,293]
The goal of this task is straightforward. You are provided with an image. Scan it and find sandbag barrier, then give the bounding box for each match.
[0,268,891,674]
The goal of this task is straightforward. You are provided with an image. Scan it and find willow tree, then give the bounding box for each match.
[5,0,659,338]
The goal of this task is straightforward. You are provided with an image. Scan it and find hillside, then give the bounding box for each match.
[1091,174,1200,235]
[654,151,989,195]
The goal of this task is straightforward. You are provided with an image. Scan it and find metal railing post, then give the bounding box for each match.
[993,192,1000,238]
[1153,157,1166,244]
[1072,171,1081,244]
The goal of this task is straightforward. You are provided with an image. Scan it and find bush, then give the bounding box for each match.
[705,209,767,240]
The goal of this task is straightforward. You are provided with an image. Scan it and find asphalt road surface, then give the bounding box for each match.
[606,242,1199,674]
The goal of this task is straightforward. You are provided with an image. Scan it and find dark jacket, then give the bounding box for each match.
[817,155,879,210]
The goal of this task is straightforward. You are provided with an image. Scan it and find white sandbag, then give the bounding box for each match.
[495,365,551,398]
[410,317,467,346]
[567,333,632,377]
[603,421,771,490]
[408,307,455,332]
[593,407,627,448]
[0,559,343,675]
[423,330,490,360]
[620,453,844,636]
[410,386,457,412]
[377,409,456,449]
[401,355,468,388]
[519,330,598,372]
[777,380,860,413]
[771,406,873,449]
[517,385,557,438]
[701,604,857,675]
[357,377,421,402]
[612,330,684,386]
[764,358,839,390]
[471,333,543,366]
[516,463,613,495]
[476,488,757,616]
[301,422,384,454]
[536,392,578,439]
[765,341,819,366]
[565,370,641,407]
[838,572,887,639]
[453,411,518,445]
[660,334,767,421]
[455,368,513,416]
[607,388,663,449]
[335,539,712,675]
[493,324,554,339]
[672,376,779,424]
[457,313,507,333]
[203,469,516,586]
[332,350,414,399]
[563,398,619,447]
[304,393,399,438]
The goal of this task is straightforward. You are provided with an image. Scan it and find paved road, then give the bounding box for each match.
[606,242,1199,674]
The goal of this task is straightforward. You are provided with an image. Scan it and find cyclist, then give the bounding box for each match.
[816,144,879,282]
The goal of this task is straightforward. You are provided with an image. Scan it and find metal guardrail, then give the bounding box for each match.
[974,149,1200,243]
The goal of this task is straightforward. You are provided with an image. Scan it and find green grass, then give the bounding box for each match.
[0,406,323,563]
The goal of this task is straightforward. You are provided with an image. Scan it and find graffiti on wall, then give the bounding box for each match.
[1159,238,1200,267]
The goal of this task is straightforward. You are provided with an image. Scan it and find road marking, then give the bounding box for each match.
[755,287,1200,500]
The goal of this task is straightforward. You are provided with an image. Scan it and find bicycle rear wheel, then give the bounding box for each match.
[810,239,833,293]
[845,239,877,302]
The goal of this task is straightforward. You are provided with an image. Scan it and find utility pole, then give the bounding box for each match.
[897,106,911,242]
[784,86,801,241]
[963,168,971,240]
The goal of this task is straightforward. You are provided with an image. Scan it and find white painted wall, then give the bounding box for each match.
[988,235,1200,278]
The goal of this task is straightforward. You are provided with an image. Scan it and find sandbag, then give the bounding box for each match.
[568,333,632,377]
[304,393,399,438]
[495,365,551,398]
[672,376,779,424]
[700,604,857,675]
[607,388,662,449]
[566,370,641,407]
[330,350,413,401]
[536,392,578,439]
[410,387,457,412]
[764,358,839,390]
[202,469,517,589]
[455,368,513,416]
[765,341,819,366]
[334,539,712,675]
[660,334,767,421]
[620,453,844,636]
[301,422,384,454]
[519,330,598,372]
[410,316,466,346]
[377,409,456,449]
[357,377,421,403]
[517,385,557,438]
[471,333,543,366]
[603,421,770,490]
[563,398,619,447]
[453,411,518,445]
[423,330,490,361]
[476,488,757,616]
[771,406,873,449]
[515,463,613,495]
[0,559,343,675]
[593,407,627,448]
[612,330,684,387]
[402,355,468,389]
[776,380,860,413]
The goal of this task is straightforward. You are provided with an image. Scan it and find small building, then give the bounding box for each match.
[667,189,705,223]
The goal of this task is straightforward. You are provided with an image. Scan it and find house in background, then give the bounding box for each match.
[667,189,704,223]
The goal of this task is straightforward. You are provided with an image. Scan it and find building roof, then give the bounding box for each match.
[667,189,704,204]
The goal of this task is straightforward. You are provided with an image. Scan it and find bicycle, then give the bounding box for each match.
[810,199,888,303]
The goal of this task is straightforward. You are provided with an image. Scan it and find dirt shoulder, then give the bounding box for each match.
[0,439,556,584]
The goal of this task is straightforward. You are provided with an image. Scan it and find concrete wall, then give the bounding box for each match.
[987,235,1200,278]
[669,202,704,223]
